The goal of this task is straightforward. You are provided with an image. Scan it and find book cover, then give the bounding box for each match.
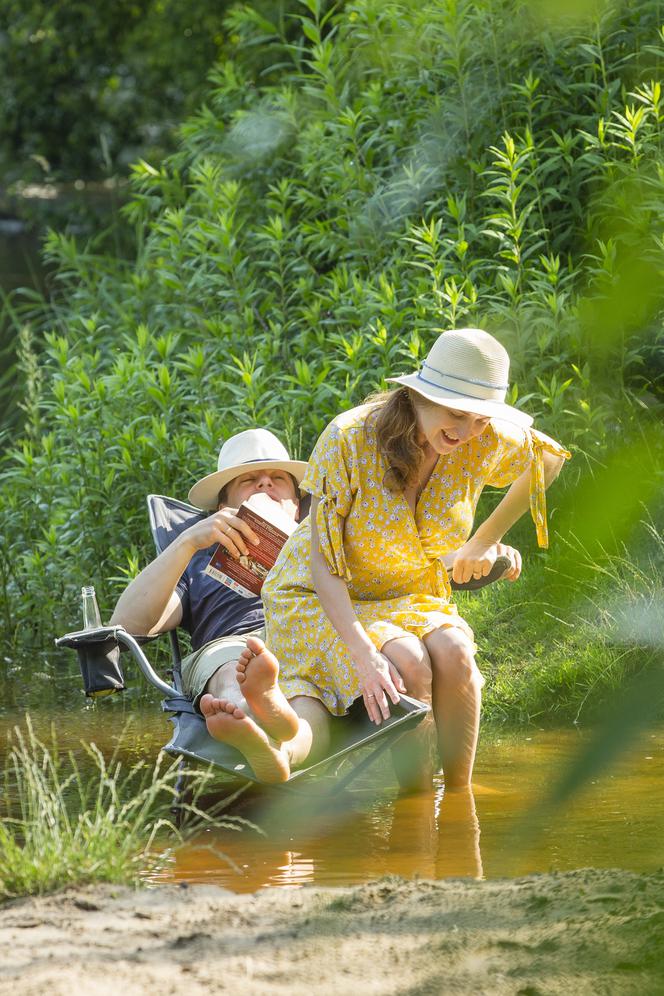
[204,493,298,597]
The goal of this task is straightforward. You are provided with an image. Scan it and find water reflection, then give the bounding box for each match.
[2,706,663,891]
[163,780,484,891]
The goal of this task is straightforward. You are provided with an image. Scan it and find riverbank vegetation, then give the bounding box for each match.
[0,0,234,185]
[1,0,663,724]
[0,718,250,899]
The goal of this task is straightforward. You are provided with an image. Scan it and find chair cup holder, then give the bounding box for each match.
[77,638,125,697]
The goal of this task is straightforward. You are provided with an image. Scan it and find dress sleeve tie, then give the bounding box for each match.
[529,430,572,549]
[315,493,352,582]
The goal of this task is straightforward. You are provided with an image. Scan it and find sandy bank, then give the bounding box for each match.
[1,869,663,994]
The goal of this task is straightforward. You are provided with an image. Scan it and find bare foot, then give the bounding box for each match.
[199,694,290,783]
[236,636,300,742]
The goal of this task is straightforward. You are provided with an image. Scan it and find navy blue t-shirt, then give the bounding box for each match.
[175,547,264,651]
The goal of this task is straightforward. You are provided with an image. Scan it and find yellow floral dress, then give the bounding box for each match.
[262,403,570,716]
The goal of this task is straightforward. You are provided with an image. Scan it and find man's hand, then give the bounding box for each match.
[180,508,261,560]
[450,541,522,586]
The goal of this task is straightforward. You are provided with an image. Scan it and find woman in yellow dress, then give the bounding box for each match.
[203,328,570,787]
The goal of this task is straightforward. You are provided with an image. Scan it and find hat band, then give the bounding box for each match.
[218,456,292,472]
[418,361,508,402]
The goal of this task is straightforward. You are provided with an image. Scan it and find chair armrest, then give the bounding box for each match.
[56,626,176,698]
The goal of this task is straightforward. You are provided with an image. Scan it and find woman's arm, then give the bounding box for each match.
[309,497,405,723]
[451,450,565,585]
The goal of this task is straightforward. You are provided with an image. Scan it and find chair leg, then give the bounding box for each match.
[329,731,402,795]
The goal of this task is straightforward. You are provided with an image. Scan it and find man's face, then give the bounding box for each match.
[223,468,299,521]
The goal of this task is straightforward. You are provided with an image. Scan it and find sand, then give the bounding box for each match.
[1,869,663,995]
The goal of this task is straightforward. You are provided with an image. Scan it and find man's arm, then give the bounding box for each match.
[109,508,260,636]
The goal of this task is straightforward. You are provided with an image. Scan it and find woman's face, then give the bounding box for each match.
[414,399,490,455]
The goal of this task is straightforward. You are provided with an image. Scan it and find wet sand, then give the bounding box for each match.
[1,869,663,995]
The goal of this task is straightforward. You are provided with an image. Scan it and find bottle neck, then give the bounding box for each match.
[81,586,102,629]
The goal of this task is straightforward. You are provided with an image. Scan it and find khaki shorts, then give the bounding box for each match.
[181,627,265,712]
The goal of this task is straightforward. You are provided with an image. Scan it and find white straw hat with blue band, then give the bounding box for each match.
[188,428,308,510]
[387,327,533,428]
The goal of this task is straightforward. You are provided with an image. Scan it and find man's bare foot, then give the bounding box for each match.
[199,694,290,783]
[236,636,300,742]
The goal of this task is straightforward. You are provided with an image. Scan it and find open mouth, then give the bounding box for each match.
[440,429,460,446]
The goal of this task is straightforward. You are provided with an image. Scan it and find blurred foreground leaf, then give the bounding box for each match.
[547,660,663,809]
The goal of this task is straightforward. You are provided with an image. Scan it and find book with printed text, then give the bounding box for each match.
[204,492,298,598]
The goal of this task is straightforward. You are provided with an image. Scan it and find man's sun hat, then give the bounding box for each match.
[387,327,533,428]
[188,428,309,510]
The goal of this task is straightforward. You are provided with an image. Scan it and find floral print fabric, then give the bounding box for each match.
[262,403,570,716]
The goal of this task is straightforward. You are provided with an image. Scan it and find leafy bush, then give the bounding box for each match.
[0,0,236,181]
[1,0,663,708]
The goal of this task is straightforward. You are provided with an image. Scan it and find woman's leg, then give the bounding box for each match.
[283,695,332,769]
[381,635,435,792]
[423,625,484,788]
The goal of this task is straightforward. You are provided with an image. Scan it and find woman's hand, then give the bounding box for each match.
[450,540,522,586]
[179,507,260,560]
[353,649,406,725]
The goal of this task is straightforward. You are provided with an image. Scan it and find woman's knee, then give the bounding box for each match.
[425,628,483,689]
[381,637,432,697]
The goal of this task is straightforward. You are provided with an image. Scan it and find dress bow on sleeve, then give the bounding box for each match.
[529,429,571,548]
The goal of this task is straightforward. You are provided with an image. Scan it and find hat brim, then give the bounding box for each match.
[188,459,309,511]
[386,374,534,428]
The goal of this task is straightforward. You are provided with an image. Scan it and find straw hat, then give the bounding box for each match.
[188,428,308,510]
[387,328,533,428]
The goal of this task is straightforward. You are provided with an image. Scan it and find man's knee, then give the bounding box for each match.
[204,659,243,703]
[425,627,483,689]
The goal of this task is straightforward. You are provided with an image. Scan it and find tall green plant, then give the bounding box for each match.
[0,0,662,715]
[0,718,254,899]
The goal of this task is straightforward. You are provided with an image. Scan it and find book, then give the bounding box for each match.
[204,492,298,598]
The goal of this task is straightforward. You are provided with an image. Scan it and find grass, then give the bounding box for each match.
[0,717,254,901]
[464,519,664,726]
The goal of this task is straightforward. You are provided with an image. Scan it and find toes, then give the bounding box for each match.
[245,635,266,655]
[220,700,245,719]
[201,695,246,720]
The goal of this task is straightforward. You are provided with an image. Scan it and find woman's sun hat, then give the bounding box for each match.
[387,327,533,428]
[188,428,309,510]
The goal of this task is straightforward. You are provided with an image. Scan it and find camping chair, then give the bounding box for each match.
[56,494,430,794]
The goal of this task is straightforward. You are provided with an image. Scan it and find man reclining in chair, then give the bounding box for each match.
[111,428,311,782]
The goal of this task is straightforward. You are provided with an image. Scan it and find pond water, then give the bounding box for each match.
[2,703,662,893]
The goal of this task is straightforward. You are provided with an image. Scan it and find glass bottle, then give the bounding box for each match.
[81,585,102,630]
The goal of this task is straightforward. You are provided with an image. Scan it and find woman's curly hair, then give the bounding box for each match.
[365,386,435,492]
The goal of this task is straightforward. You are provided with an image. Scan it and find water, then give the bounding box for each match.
[2,705,662,893]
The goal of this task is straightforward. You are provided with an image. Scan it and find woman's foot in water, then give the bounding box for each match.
[236,636,300,742]
[199,694,290,783]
